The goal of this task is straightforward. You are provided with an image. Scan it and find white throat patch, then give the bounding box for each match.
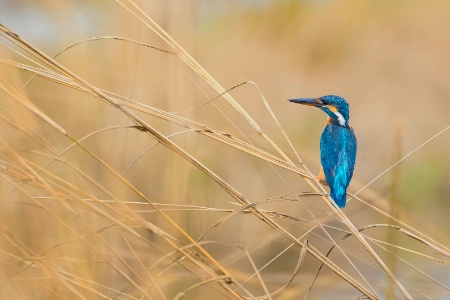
[334,111,346,126]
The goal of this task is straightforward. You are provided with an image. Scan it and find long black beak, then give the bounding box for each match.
[288,98,323,107]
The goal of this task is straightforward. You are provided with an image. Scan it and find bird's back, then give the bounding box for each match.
[320,124,357,207]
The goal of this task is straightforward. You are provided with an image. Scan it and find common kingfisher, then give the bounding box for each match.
[289,95,357,208]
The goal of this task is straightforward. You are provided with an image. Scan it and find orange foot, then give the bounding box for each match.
[317,168,327,183]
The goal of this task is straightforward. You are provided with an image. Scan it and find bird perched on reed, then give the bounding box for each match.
[289,95,357,208]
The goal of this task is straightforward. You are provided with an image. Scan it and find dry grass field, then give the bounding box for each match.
[0,1,449,299]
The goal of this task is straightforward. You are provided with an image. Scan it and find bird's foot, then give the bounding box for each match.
[317,168,327,184]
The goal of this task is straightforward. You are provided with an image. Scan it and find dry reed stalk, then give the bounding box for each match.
[0,4,449,298]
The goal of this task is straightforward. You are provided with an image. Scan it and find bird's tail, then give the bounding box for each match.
[330,188,347,208]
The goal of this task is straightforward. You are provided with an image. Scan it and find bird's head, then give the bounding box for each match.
[288,95,350,126]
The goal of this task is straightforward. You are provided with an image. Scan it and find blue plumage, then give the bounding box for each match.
[289,95,357,208]
[320,123,356,207]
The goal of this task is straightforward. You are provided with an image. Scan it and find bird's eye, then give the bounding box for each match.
[315,99,324,105]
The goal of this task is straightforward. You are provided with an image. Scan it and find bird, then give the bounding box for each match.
[288,95,357,208]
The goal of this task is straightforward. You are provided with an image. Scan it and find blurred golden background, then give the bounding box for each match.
[0,0,449,299]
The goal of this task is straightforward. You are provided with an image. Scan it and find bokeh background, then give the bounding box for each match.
[0,0,449,299]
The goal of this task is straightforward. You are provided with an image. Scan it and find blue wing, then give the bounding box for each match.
[320,124,357,208]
